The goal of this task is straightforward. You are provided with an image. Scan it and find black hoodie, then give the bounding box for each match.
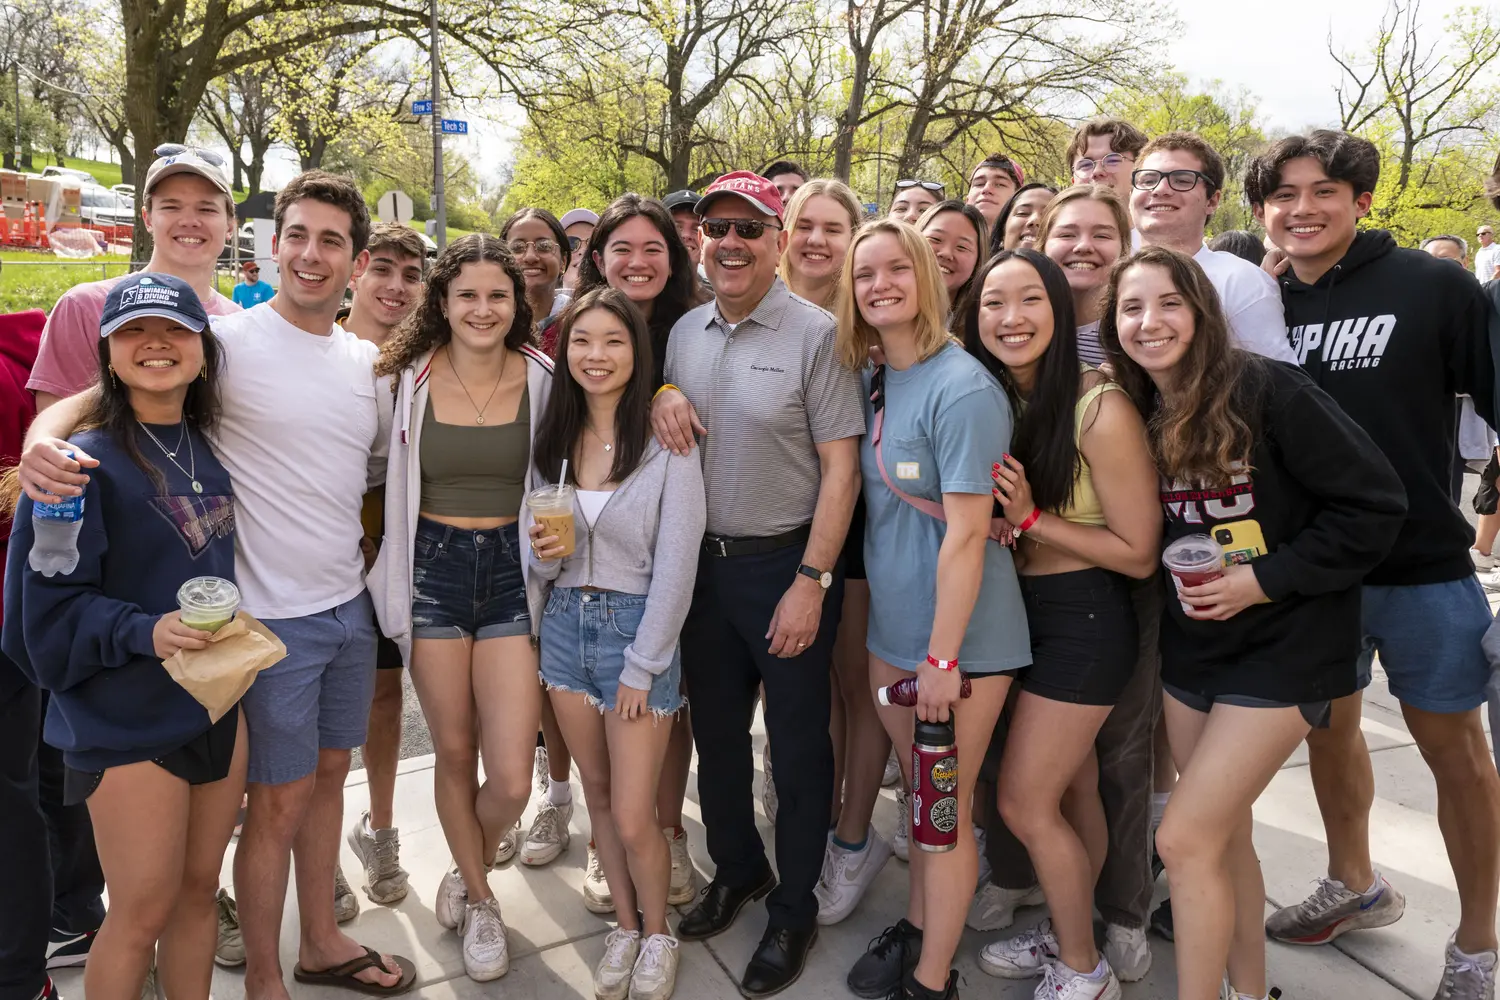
[1282,230,1499,586]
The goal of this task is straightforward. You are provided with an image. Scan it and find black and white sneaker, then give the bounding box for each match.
[35,975,61,1000]
[46,928,96,968]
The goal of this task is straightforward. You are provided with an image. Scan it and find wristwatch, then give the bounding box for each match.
[798,564,833,590]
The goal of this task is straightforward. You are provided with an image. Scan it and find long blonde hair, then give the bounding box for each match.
[779,179,863,305]
[835,219,952,371]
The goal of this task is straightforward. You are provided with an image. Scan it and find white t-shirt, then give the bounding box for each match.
[1475,243,1500,283]
[1192,244,1298,363]
[209,304,388,619]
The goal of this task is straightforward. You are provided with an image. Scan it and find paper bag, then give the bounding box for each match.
[163,612,287,722]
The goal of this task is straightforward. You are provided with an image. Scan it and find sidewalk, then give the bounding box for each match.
[52,665,1482,1000]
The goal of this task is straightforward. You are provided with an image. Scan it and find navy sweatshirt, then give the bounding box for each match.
[1159,359,1407,702]
[1283,230,1498,585]
[1,425,236,770]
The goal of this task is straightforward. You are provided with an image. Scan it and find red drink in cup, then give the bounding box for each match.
[1162,534,1224,613]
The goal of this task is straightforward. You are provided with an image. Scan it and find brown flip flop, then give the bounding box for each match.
[293,946,417,995]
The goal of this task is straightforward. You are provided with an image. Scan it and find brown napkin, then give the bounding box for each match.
[162,612,286,722]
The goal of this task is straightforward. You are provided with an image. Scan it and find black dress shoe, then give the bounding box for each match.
[677,868,776,941]
[847,918,922,999]
[901,968,958,1000]
[740,924,817,998]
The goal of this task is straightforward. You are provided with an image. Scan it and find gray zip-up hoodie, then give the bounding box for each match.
[531,440,706,690]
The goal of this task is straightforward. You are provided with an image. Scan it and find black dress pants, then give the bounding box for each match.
[682,543,842,931]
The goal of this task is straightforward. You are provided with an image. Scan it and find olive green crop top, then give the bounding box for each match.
[1055,379,1123,527]
[419,385,530,517]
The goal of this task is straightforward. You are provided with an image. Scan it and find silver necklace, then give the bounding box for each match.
[137,420,201,493]
[585,422,614,453]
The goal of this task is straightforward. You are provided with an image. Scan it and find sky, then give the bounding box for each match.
[1167,0,1473,131]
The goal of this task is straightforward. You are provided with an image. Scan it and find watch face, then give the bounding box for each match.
[820,571,833,588]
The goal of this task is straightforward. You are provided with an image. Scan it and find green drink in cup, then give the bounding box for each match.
[177,576,242,634]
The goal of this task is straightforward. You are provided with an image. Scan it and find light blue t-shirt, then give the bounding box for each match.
[861,342,1031,673]
[232,280,274,308]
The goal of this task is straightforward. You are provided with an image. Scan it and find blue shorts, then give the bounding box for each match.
[1356,577,1492,714]
[539,588,684,716]
[411,518,531,640]
[242,592,377,785]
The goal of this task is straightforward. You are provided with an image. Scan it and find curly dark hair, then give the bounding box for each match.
[1243,130,1381,207]
[273,170,371,256]
[375,234,533,379]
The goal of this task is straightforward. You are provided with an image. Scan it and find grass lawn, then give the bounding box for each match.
[0,251,237,315]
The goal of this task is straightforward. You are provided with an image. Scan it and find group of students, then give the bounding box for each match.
[3,114,1500,1000]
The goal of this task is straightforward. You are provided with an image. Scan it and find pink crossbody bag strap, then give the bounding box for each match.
[869,366,1009,541]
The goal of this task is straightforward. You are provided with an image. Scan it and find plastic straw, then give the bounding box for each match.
[559,458,569,488]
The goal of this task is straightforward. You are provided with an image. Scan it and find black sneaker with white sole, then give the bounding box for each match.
[34,975,61,1000]
[46,927,97,968]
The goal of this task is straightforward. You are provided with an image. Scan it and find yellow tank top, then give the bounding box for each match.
[1055,377,1124,526]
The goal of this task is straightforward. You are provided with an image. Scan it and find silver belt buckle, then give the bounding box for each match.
[716,537,729,557]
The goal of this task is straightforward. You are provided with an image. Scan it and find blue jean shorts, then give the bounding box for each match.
[242,592,377,785]
[539,588,684,716]
[412,517,531,640]
[1356,576,1493,713]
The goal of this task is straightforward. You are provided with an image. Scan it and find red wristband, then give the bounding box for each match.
[926,654,958,672]
[1015,507,1042,534]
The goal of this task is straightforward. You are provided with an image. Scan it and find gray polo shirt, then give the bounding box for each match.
[665,278,865,538]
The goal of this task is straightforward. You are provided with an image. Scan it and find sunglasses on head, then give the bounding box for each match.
[701,218,780,240]
[154,143,227,167]
[895,179,945,193]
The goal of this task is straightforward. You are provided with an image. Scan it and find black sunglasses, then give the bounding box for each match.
[895,179,945,193]
[1131,168,1215,194]
[701,218,781,240]
[154,143,227,168]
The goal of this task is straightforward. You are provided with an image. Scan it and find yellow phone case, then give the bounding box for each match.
[1213,519,1267,565]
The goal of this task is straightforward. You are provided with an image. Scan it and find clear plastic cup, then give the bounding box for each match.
[178,576,241,634]
[1162,534,1224,613]
[525,484,577,558]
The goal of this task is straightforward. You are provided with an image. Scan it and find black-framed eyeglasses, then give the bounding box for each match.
[153,143,226,167]
[1131,168,1216,194]
[1073,152,1132,176]
[895,179,945,193]
[507,238,561,256]
[701,218,781,241]
[567,235,583,252]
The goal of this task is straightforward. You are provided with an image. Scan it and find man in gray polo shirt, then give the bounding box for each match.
[652,170,863,997]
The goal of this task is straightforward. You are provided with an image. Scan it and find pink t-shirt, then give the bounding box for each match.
[28,277,239,399]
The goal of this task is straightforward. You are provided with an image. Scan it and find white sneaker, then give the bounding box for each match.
[892,788,909,862]
[584,842,615,914]
[967,883,1045,931]
[882,750,900,787]
[522,800,573,866]
[630,933,680,1000]
[332,866,360,923]
[814,827,893,925]
[1473,548,1499,572]
[761,743,778,822]
[1434,932,1499,1000]
[346,811,410,904]
[459,896,510,981]
[534,745,550,796]
[980,919,1057,979]
[594,928,640,1000]
[1033,960,1122,1000]
[436,865,468,930]
[665,827,696,905]
[495,820,521,866]
[1102,923,1151,982]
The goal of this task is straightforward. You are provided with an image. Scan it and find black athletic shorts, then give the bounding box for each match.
[842,493,866,581]
[63,708,240,805]
[1018,567,1137,706]
[375,634,404,670]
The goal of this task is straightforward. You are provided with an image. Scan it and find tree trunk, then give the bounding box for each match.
[230,149,245,193]
[834,41,873,182]
[118,145,135,187]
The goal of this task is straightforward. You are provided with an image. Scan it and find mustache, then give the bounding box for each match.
[714,250,754,265]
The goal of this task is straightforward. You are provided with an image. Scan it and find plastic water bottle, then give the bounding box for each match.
[29,451,85,578]
[876,672,972,706]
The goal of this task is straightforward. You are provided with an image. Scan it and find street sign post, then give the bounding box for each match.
[411,99,433,115]
[440,119,468,135]
[377,189,414,225]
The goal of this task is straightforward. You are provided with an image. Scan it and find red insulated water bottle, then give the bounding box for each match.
[911,718,958,853]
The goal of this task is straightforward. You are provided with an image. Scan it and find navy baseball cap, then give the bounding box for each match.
[100,273,210,339]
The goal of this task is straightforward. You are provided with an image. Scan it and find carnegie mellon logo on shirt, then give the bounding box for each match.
[1160,471,1256,523]
[1290,314,1397,370]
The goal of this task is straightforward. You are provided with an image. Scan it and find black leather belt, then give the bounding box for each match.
[702,524,811,558]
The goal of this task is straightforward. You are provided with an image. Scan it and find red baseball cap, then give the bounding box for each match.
[695,170,785,222]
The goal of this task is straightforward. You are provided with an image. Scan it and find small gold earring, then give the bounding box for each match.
[199,365,207,380]
[107,363,118,387]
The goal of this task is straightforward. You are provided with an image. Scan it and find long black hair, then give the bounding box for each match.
[532,287,655,487]
[963,248,1084,513]
[88,326,223,494]
[916,199,989,334]
[575,194,707,385]
[990,182,1059,256]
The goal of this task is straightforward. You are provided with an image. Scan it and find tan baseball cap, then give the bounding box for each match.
[143,145,233,199]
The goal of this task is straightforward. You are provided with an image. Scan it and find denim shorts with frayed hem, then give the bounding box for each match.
[411,517,531,641]
[539,587,684,716]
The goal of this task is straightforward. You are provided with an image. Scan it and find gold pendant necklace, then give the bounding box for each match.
[448,346,506,424]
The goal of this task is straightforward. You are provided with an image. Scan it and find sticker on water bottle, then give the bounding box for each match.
[928,796,958,834]
[928,754,958,793]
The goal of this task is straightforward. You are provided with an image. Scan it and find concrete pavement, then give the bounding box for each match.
[52,656,1482,1000]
